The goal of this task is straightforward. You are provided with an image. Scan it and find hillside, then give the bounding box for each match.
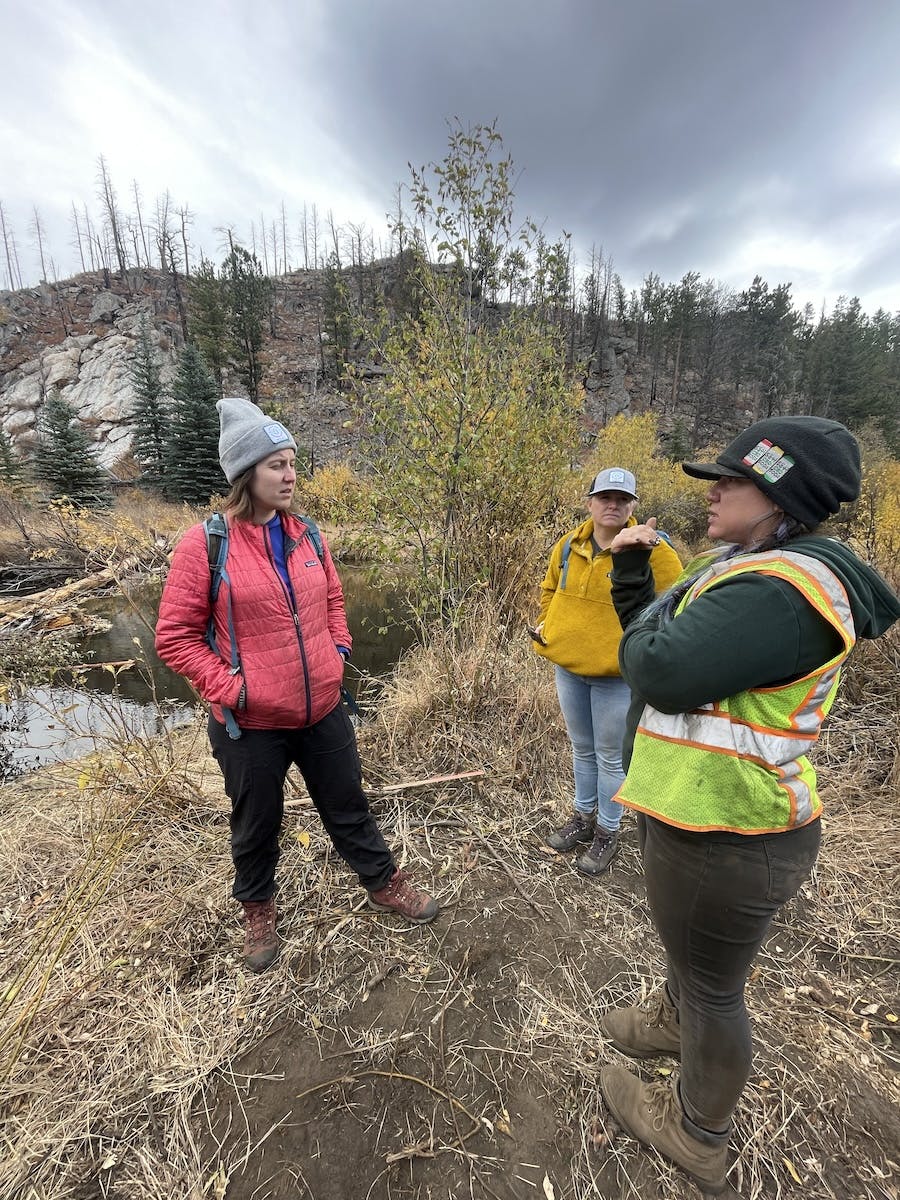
[0,265,672,475]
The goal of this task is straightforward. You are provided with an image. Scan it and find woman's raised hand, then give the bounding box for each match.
[610,516,661,553]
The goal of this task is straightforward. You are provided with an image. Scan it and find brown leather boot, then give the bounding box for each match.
[367,868,439,924]
[601,984,681,1058]
[241,898,279,973]
[600,1065,729,1195]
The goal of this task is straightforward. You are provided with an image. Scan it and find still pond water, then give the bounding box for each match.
[1,567,413,777]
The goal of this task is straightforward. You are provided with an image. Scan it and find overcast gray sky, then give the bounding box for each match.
[2,0,899,315]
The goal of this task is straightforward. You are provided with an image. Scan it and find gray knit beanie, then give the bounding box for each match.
[217,396,297,483]
[682,415,861,528]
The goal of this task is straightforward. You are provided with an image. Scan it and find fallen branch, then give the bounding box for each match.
[377,769,485,795]
[291,1068,485,1164]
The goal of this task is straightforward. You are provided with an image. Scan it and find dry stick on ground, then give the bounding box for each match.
[453,829,554,922]
[290,1068,485,1161]
[377,769,487,795]
[435,1007,508,1200]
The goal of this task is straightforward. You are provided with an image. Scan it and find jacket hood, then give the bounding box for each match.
[789,536,900,640]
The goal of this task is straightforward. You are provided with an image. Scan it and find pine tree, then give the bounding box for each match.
[189,256,228,393]
[0,427,23,488]
[127,315,166,486]
[222,245,271,402]
[32,388,109,506]
[162,345,222,504]
[321,251,354,382]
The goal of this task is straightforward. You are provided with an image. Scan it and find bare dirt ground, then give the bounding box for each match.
[1,622,898,1200]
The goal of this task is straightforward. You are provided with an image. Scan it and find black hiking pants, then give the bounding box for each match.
[209,703,395,902]
[638,813,821,1136]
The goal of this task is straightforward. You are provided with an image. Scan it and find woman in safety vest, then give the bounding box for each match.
[156,397,439,974]
[597,416,899,1194]
[531,468,681,875]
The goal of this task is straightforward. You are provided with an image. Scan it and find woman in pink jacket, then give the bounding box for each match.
[156,397,438,972]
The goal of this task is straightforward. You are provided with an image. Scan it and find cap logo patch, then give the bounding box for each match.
[742,438,795,483]
[608,470,625,483]
[263,423,289,444]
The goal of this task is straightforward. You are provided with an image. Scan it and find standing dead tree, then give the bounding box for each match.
[96,155,128,279]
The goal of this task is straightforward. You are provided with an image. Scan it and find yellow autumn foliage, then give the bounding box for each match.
[581,413,708,543]
[851,458,900,585]
[295,462,374,523]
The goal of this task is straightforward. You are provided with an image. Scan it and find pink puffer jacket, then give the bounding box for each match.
[155,513,351,730]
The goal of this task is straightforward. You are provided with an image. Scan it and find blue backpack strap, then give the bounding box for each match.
[299,514,325,564]
[558,534,574,591]
[203,513,242,741]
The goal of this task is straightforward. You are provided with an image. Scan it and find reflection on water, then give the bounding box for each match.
[1,565,413,776]
[0,687,192,777]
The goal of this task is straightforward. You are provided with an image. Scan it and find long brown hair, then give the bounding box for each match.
[222,468,257,523]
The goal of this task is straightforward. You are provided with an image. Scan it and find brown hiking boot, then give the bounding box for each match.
[368,868,439,924]
[575,828,619,875]
[545,810,595,852]
[241,898,279,973]
[602,984,681,1059]
[600,1065,729,1195]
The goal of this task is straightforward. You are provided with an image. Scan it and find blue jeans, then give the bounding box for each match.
[554,666,630,834]
[639,814,821,1135]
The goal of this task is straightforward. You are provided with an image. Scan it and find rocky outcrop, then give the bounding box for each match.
[1,292,177,471]
[0,265,663,478]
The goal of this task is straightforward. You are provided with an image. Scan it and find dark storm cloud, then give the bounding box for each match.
[3,0,898,312]
[309,0,900,307]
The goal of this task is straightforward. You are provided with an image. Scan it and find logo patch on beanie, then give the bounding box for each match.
[741,439,795,483]
[263,423,289,444]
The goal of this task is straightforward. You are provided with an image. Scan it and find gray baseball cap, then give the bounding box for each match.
[587,467,637,498]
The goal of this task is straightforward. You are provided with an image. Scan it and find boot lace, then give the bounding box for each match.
[559,813,591,838]
[589,830,614,856]
[643,991,670,1029]
[644,1078,679,1135]
[385,869,416,901]
[381,869,430,914]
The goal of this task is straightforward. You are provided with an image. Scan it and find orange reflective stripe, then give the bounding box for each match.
[624,549,855,834]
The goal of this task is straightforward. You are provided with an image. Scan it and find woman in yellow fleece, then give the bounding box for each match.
[533,468,682,875]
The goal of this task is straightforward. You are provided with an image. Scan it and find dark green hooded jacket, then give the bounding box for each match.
[611,536,900,773]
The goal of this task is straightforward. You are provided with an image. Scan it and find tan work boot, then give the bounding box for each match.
[602,984,681,1058]
[241,898,279,973]
[600,1065,729,1195]
[367,868,439,924]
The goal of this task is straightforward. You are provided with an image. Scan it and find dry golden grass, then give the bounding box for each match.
[0,606,897,1199]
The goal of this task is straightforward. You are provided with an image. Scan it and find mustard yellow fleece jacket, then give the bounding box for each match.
[534,517,682,677]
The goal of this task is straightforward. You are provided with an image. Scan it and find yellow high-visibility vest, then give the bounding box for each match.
[616,551,856,834]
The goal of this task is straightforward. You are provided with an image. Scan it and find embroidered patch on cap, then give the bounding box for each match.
[742,438,795,482]
[263,423,290,444]
[608,469,626,483]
